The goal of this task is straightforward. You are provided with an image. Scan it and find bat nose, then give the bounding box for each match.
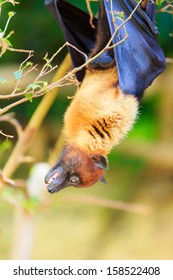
[47,185,56,193]
[44,164,63,184]
[45,164,69,193]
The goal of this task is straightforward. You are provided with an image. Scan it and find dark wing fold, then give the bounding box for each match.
[144,0,156,23]
[45,0,97,81]
[103,0,166,97]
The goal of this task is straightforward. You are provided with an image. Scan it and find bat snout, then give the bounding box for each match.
[44,147,109,193]
[44,164,68,193]
[44,159,83,193]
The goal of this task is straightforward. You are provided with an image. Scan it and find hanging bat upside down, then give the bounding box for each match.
[44,0,166,193]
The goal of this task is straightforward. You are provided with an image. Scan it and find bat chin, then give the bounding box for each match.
[46,181,70,194]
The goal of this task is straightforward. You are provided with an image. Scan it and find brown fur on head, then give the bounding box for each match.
[45,145,108,193]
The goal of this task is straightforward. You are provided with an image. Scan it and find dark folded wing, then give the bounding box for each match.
[103,0,166,97]
[45,0,97,82]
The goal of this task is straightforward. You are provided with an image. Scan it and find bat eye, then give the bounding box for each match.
[70,175,80,185]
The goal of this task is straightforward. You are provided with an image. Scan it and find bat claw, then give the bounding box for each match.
[141,0,148,9]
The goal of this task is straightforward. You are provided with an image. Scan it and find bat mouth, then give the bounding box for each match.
[44,164,70,193]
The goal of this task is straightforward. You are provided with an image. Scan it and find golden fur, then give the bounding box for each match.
[63,67,138,155]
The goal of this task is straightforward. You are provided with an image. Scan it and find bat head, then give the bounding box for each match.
[45,146,109,193]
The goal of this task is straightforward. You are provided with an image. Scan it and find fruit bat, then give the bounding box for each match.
[44,0,166,193]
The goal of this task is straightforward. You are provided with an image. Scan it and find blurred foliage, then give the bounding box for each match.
[0,0,63,63]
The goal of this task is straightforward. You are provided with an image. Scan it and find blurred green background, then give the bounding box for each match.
[0,0,173,260]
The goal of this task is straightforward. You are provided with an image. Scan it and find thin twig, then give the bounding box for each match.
[157,3,173,14]
[0,97,28,115]
[0,113,23,139]
[8,47,33,53]
[0,130,13,138]
[61,194,152,214]
[2,11,15,36]
[85,0,96,28]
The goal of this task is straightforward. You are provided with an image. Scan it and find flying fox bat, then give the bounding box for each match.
[44,0,166,193]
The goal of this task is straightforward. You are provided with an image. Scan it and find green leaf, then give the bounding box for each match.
[8,11,15,17]
[0,140,12,151]
[36,80,48,88]
[25,93,33,102]
[0,140,13,158]
[13,70,21,81]
[42,81,48,89]
[5,38,12,47]
[43,53,52,69]
[26,61,33,67]
[0,0,6,4]
[21,61,33,72]
[27,83,42,91]
[119,12,124,19]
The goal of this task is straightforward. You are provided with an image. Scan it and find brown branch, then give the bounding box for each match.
[61,194,152,214]
[0,112,15,121]
[0,97,28,115]
[8,47,33,53]
[85,0,96,28]
[0,171,15,187]
[0,112,23,137]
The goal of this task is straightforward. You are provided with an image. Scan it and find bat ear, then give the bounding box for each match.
[100,176,107,184]
[92,155,109,170]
